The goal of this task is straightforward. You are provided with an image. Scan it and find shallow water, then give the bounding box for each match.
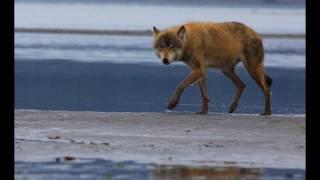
[14,32,305,115]
[14,60,305,115]
[15,158,305,180]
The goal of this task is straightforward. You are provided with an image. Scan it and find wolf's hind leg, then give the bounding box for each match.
[245,66,271,115]
[222,67,246,113]
[242,37,271,115]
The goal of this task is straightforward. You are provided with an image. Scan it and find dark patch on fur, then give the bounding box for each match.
[265,74,273,87]
[231,22,247,35]
[154,33,183,49]
[252,39,263,59]
[244,38,264,62]
[231,21,246,27]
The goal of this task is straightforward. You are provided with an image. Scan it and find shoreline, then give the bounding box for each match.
[16,108,306,117]
[15,28,306,39]
[15,109,305,169]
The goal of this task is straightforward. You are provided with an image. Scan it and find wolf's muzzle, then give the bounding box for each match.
[162,58,169,65]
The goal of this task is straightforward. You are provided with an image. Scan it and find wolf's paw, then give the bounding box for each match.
[195,111,208,115]
[167,99,178,110]
[196,104,208,115]
[260,111,271,116]
[228,104,238,113]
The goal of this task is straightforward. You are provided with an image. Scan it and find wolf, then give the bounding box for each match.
[152,22,272,115]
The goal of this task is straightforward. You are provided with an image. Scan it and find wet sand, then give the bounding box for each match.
[15,109,305,169]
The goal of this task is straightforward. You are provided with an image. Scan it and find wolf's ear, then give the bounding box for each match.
[177,26,186,40]
[153,26,160,37]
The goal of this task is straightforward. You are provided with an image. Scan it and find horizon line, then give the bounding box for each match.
[15,27,305,39]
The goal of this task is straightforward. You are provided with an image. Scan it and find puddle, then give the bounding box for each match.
[15,158,305,180]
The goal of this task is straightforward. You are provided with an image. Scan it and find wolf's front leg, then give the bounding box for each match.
[167,70,203,110]
[196,77,210,114]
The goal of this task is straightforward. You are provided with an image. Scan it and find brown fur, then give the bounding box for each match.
[153,21,272,115]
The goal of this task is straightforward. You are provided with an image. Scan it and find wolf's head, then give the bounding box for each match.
[152,26,186,65]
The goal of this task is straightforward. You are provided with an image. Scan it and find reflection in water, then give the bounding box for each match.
[15,158,305,180]
[152,165,261,180]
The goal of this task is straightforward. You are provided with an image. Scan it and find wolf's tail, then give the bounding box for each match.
[265,74,272,88]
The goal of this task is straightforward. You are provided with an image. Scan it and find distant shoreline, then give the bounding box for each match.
[15,27,305,39]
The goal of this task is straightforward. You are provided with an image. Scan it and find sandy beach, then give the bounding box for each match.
[15,109,305,169]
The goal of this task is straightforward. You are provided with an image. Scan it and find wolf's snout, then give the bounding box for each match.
[162,58,169,65]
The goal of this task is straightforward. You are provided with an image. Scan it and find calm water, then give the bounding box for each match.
[15,32,305,115]
[15,33,305,68]
[15,158,305,180]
